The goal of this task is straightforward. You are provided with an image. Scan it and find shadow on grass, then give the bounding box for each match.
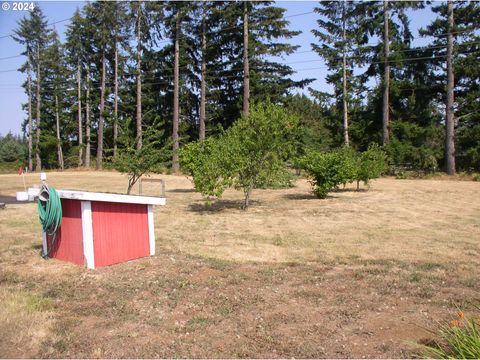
[331,188,368,193]
[0,195,24,204]
[188,199,261,212]
[31,243,43,250]
[167,188,196,193]
[282,193,318,200]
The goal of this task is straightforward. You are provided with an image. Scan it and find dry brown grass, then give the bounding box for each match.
[0,170,479,358]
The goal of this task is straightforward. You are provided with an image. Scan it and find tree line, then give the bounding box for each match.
[10,0,480,175]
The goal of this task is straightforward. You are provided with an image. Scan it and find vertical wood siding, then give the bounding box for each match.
[47,198,84,265]
[91,201,150,267]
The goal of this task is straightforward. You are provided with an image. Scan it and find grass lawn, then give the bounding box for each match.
[0,170,479,358]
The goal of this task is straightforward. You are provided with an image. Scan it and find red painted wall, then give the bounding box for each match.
[91,201,150,267]
[47,199,84,265]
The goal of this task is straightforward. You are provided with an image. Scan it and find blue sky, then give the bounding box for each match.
[0,1,436,136]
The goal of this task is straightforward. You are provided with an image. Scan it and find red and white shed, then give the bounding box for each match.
[40,190,165,269]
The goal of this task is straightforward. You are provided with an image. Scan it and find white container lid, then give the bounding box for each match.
[16,192,29,201]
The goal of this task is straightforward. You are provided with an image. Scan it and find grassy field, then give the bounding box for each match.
[1,170,479,358]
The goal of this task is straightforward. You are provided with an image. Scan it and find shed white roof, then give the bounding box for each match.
[29,188,166,205]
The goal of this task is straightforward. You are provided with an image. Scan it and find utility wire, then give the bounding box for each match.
[2,44,478,79]
[3,49,479,91]
[0,17,71,39]
[0,54,24,61]
[155,10,315,45]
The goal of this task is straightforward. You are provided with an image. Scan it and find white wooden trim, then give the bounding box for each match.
[27,187,166,206]
[81,201,95,269]
[42,232,47,257]
[147,205,155,256]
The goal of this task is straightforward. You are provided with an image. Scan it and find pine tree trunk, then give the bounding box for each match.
[199,3,206,142]
[136,16,142,150]
[445,0,456,175]
[85,66,91,167]
[243,1,250,116]
[342,2,349,147]
[114,42,119,156]
[97,51,106,170]
[27,52,33,172]
[35,43,42,171]
[77,62,83,166]
[55,95,64,170]
[382,0,390,146]
[172,10,180,173]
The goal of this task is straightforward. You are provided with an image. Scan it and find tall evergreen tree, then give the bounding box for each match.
[199,1,208,141]
[359,1,423,145]
[112,2,128,156]
[160,2,197,172]
[14,7,51,171]
[243,1,250,116]
[85,2,116,170]
[13,15,35,171]
[206,1,310,129]
[312,0,367,147]
[421,0,480,173]
[65,9,86,166]
[43,30,66,169]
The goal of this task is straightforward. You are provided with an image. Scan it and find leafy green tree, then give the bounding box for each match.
[112,118,171,194]
[180,136,233,200]
[226,101,299,208]
[181,101,299,209]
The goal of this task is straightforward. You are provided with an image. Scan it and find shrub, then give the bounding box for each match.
[421,311,480,359]
[299,145,388,198]
[356,143,389,189]
[298,149,352,199]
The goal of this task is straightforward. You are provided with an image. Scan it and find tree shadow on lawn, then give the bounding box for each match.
[331,187,368,193]
[188,199,261,212]
[167,188,196,193]
[283,193,319,200]
[283,188,366,201]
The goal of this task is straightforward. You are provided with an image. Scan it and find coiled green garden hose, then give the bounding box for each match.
[37,185,62,258]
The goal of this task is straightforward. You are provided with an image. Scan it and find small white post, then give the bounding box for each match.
[81,201,95,269]
[147,205,155,256]
[42,232,47,257]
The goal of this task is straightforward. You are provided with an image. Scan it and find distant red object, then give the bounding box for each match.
[42,190,165,269]
[18,166,23,175]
